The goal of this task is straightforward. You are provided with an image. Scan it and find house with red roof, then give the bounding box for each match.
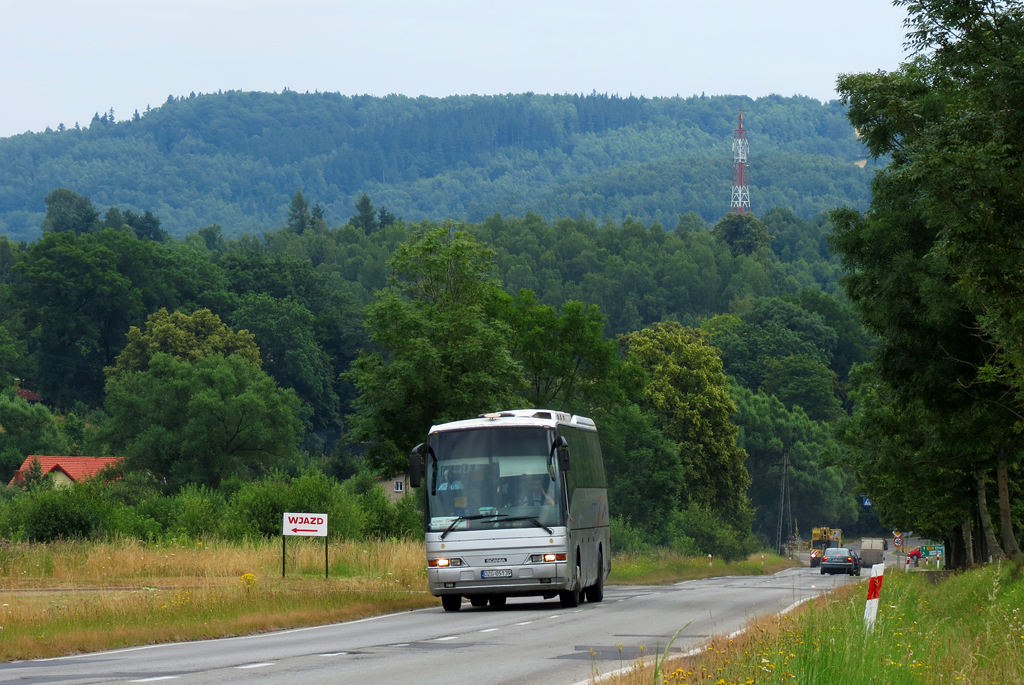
[15,388,42,403]
[13,379,42,403]
[9,455,121,487]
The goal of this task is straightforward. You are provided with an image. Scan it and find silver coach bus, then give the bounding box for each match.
[408,409,610,612]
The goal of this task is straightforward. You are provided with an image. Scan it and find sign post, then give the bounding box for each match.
[282,512,329,579]
[863,563,885,632]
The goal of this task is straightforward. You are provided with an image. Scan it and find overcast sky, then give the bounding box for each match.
[0,0,910,140]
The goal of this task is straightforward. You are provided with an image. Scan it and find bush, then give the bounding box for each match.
[609,516,655,554]
[171,485,225,539]
[103,505,163,541]
[221,473,293,539]
[23,485,108,542]
[359,485,397,539]
[135,495,180,531]
[220,470,366,541]
[668,504,758,561]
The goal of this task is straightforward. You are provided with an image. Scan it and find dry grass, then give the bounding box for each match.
[0,537,427,590]
[0,538,434,660]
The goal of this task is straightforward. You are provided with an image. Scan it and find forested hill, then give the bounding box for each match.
[0,92,878,241]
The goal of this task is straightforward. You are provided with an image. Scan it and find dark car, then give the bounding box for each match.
[820,547,861,576]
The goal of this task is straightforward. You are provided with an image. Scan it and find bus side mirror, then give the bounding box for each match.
[409,443,425,488]
[556,437,570,471]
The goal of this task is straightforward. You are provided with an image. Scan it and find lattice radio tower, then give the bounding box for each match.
[730,109,750,213]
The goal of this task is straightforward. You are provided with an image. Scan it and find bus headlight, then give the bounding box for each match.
[428,557,465,567]
[530,553,566,562]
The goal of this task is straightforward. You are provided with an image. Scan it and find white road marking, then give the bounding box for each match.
[392,643,410,647]
[436,636,458,641]
[548,615,561,619]
[236,662,274,669]
[479,628,499,633]
[320,652,348,656]
[515,621,533,625]
[130,678,179,683]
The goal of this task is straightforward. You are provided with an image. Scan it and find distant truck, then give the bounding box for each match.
[860,538,885,566]
[811,527,842,549]
[810,528,842,567]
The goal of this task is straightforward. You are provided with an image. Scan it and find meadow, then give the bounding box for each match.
[0,537,432,661]
[594,559,1024,685]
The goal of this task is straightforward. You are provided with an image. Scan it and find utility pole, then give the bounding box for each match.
[775,448,789,555]
[730,109,750,214]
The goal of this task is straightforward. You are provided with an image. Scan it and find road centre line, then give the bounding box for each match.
[479,628,499,633]
[515,621,533,625]
[236,662,274,669]
[320,652,348,656]
[129,678,179,683]
[435,636,458,641]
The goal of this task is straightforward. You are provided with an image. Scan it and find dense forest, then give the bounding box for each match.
[0,181,872,555]
[0,92,879,241]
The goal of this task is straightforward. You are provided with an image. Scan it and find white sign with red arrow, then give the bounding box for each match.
[283,512,329,537]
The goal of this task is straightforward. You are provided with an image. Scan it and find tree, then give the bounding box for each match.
[122,209,169,242]
[109,308,261,376]
[830,167,1020,562]
[760,354,843,422]
[102,353,303,489]
[838,0,1024,557]
[494,290,619,409]
[14,231,139,408]
[711,213,772,257]
[620,321,752,529]
[41,188,100,235]
[231,294,340,432]
[731,383,857,538]
[351,193,378,235]
[377,206,398,230]
[346,222,523,474]
[0,390,69,483]
[287,189,311,234]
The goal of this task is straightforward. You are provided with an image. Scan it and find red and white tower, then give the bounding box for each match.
[730,109,750,213]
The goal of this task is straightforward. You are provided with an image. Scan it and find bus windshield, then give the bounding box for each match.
[426,427,563,532]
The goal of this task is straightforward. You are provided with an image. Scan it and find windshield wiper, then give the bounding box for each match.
[439,514,509,540]
[495,516,553,534]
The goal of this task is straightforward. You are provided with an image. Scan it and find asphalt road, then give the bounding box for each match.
[0,565,863,685]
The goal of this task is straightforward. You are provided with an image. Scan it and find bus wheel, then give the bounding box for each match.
[584,551,604,603]
[489,595,506,607]
[441,595,462,612]
[560,557,582,607]
[469,595,488,607]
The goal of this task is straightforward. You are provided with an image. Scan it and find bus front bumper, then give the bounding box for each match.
[428,562,570,596]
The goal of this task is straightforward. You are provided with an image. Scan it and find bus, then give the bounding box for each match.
[408,409,610,612]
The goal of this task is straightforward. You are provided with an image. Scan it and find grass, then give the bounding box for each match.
[608,550,799,585]
[0,537,435,661]
[593,558,1024,685]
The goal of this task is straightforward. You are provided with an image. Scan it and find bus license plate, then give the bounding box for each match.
[481,569,512,579]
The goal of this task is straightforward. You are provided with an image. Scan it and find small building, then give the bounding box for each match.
[15,388,42,403]
[9,455,121,488]
[13,379,42,403]
[379,472,410,503]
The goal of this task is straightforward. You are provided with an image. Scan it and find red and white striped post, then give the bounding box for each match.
[863,563,885,632]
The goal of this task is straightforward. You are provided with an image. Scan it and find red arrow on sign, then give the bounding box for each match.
[292,528,319,533]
